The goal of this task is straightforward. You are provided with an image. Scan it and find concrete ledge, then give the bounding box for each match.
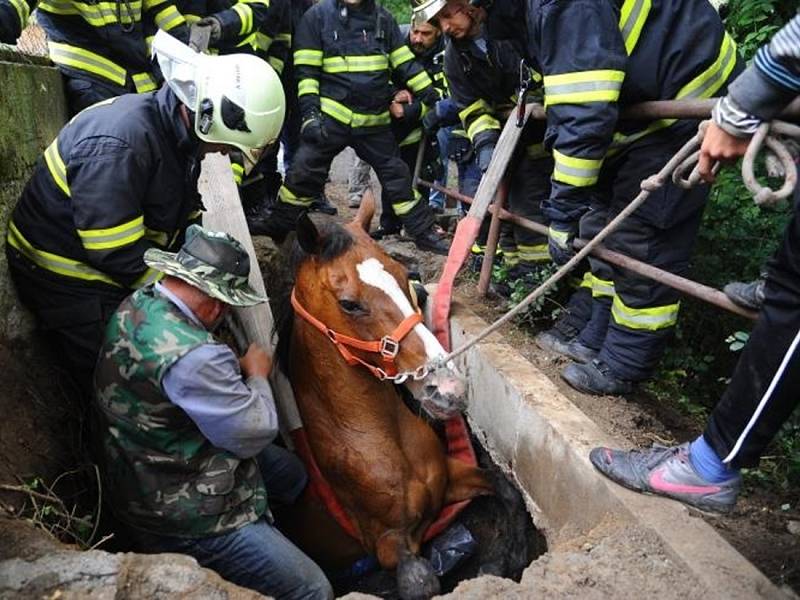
[448,298,785,599]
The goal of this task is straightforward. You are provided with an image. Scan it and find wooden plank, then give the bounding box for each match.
[198,153,303,435]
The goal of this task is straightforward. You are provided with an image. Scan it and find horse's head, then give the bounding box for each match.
[291,192,465,419]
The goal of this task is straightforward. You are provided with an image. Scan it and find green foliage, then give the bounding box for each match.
[380,0,411,24]
[722,0,793,59]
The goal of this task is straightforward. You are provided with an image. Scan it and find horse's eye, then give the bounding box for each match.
[338,299,364,314]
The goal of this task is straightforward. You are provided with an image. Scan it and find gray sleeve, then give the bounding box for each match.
[163,343,280,459]
[723,13,800,130]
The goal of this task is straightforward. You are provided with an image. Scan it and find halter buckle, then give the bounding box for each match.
[380,336,400,359]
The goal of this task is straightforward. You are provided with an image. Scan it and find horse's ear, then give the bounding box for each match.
[353,188,375,233]
[297,212,322,255]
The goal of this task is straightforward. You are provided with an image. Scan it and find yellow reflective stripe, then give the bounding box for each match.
[132,266,163,287]
[552,149,603,187]
[183,13,201,24]
[406,70,431,93]
[231,162,244,185]
[399,127,423,147]
[255,32,273,51]
[9,0,29,27]
[322,54,389,73]
[526,143,549,160]
[143,0,167,10]
[319,97,390,127]
[609,118,676,154]
[154,4,185,30]
[268,56,285,74]
[611,296,679,331]
[44,139,70,197]
[543,70,625,107]
[232,2,253,35]
[48,42,127,86]
[517,244,550,262]
[579,271,593,289]
[392,198,419,216]
[132,72,157,93]
[144,227,169,246]
[145,35,155,55]
[277,32,291,43]
[618,0,651,55]
[39,0,142,25]
[458,98,491,123]
[389,45,414,69]
[297,78,319,97]
[676,32,737,100]
[7,221,122,287]
[77,215,145,250]
[466,114,500,141]
[591,276,615,298]
[278,184,313,207]
[470,243,485,255]
[294,49,323,66]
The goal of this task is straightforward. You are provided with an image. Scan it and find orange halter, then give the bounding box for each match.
[291,288,424,381]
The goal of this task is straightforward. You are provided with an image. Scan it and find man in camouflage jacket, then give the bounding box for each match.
[93,225,332,600]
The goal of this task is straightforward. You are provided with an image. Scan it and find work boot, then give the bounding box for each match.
[561,359,634,396]
[562,340,599,364]
[248,202,304,243]
[370,225,402,240]
[535,319,581,356]
[589,443,741,514]
[310,191,338,216]
[723,278,766,311]
[412,227,449,256]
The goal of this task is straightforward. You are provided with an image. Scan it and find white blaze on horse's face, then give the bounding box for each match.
[356,258,466,418]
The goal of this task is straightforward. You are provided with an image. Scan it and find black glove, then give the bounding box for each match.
[189,17,221,51]
[422,105,442,132]
[300,113,328,145]
[547,221,578,265]
[477,144,495,173]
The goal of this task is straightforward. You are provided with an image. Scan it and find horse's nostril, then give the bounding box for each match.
[424,384,438,398]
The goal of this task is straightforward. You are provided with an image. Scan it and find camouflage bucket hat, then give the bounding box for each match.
[144,225,266,307]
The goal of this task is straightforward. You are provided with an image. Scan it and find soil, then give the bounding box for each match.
[318,148,800,596]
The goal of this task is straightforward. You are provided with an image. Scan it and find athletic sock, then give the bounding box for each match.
[689,435,740,484]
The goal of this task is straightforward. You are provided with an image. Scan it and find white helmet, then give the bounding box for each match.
[411,0,447,28]
[152,30,285,166]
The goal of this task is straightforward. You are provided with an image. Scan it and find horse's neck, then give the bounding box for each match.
[290,321,399,416]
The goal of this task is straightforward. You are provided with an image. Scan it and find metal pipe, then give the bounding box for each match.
[417,178,758,321]
[477,180,508,296]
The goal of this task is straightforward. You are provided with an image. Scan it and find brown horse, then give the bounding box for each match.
[278,197,495,598]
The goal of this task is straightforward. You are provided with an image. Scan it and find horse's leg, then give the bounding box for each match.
[443,458,494,503]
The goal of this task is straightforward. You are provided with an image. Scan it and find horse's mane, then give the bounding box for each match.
[271,218,354,369]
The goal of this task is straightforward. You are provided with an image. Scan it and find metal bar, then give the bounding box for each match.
[418,178,758,321]
[477,180,508,296]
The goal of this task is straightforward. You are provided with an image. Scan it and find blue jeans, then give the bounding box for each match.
[132,445,333,600]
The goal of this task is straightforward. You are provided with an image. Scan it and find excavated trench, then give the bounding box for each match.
[0,51,791,599]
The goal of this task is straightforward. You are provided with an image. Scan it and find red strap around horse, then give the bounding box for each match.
[290,289,423,380]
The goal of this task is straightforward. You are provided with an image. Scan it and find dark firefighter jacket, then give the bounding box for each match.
[445,32,536,152]
[524,0,742,223]
[36,0,268,94]
[0,0,35,42]
[294,0,440,132]
[7,86,203,292]
[396,29,448,146]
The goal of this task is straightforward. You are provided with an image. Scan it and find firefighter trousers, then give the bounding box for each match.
[278,119,434,236]
[6,246,128,396]
[574,122,710,381]
[704,189,800,468]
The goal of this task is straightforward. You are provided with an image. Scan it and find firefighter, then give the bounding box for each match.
[372,18,449,238]
[0,0,35,43]
[254,0,449,254]
[35,0,270,115]
[5,32,285,394]
[412,0,553,284]
[418,0,743,394]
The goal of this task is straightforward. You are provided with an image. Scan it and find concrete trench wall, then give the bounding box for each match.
[448,297,786,599]
[0,47,68,342]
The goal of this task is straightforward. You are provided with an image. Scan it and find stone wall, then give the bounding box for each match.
[0,46,68,341]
